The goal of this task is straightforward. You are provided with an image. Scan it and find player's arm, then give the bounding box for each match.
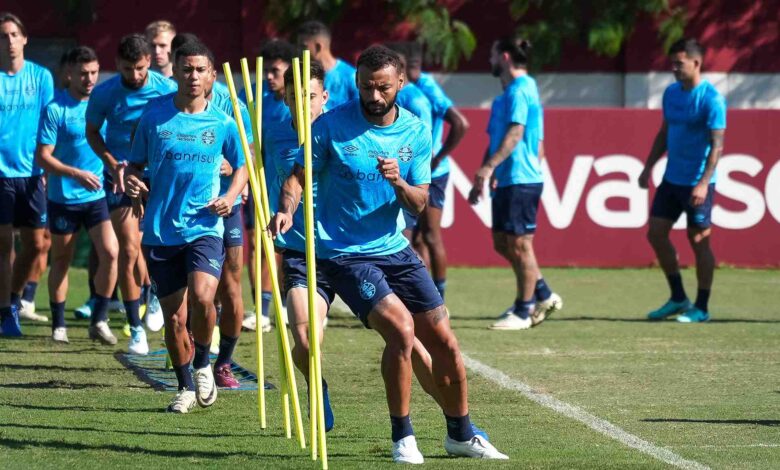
[639,120,668,189]
[433,107,469,169]
[377,157,429,215]
[36,144,101,191]
[691,129,724,207]
[268,164,305,238]
[86,122,126,193]
[469,123,523,202]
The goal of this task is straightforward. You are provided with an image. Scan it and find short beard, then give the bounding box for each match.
[360,95,397,117]
[120,74,146,90]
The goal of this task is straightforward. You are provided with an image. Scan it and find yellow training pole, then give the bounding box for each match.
[303,49,328,469]
[291,58,305,145]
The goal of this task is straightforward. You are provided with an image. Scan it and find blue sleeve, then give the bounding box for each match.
[239,101,254,144]
[85,87,107,128]
[222,119,244,169]
[238,88,248,106]
[707,94,726,130]
[539,107,545,140]
[37,104,60,146]
[407,126,432,186]
[295,118,329,172]
[128,112,149,165]
[426,80,453,118]
[40,69,54,109]
[507,86,528,126]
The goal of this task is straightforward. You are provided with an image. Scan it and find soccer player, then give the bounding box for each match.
[296,20,358,109]
[639,38,726,323]
[86,34,177,352]
[125,41,247,413]
[0,12,54,336]
[145,20,176,78]
[36,46,119,345]
[270,45,506,463]
[403,42,470,300]
[468,37,562,331]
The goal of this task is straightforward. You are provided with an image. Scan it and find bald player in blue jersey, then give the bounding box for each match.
[270,45,506,463]
[0,12,54,336]
[125,41,247,413]
[296,20,358,110]
[469,37,562,331]
[86,34,176,352]
[639,39,726,324]
[36,46,119,345]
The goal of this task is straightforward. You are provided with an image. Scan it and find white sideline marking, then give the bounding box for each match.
[462,353,711,470]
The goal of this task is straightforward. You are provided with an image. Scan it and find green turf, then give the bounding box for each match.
[1,267,778,469]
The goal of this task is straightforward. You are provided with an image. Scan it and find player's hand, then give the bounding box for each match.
[638,168,650,189]
[124,174,148,199]
[131,196,145,219]
[76,170,102,191]
[220,159,234,177]
[490,173,498,191]
[268,211,293,239]
[377,157,402,186]
[468,184,484,205]
[690,182,708,207]
[473,164,494,189]
[205,197,232,217]
[241,183,249,204]
[111,161,128,194]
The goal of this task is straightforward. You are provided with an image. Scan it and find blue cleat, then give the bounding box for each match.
[677,307,710,323]
[471,423,489,441]
[323,380,335,432]
[1,305,23,337]
[647,299,691,321]
[74,298,94,320]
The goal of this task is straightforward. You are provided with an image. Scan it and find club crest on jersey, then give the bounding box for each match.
[24,84,37,96]
[398,146,413,162]
[158,129,173,140]
[359,280,376,300]
[201,129,216,145]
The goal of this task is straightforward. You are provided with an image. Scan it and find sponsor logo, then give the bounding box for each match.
[359,280,376,300]
[229,227,241,239]
[338,165,384,182]
[398,146,413,162]
[201,129,216,145]
[177,133,197,142]
[159,129,173,139]
[0,103,36,112]
[368,150,388,160]
[156,151,216,163]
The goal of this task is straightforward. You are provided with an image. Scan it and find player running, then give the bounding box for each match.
[0,12,54,336]
[125,41,247,413]
[296,20,358,109]
[86,34,176,352]
[36,46,119,345]
[469,37,562,330]
[270,45,506,463]
[145,20,176,78]
[639,38,726,323]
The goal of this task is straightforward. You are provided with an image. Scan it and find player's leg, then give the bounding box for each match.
[420,175,449,299]
[74,243,99,319]
[47,228,77,344]
[110,205,145,339]
[0,219,19,336]
[10,177,49,312]
[87,204,122,347]
[19,228,50,322]
[678,184,715,323]
[411,226,430,264]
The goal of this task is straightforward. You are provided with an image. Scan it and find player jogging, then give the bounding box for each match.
[145,20,176,79]
[639,38,726,323]
[296,20,358,109]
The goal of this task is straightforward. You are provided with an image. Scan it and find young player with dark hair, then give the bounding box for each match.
[296,20,358,109]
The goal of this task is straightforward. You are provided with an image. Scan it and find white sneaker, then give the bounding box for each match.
[167,389,197,413]
[531,292,563,326]
[194,365,218,407]
[392,435,424,464]
[145,306,164,332]
[444,435,509,459]
[52,327,69,344]
[109,299,126,313]
[260,314,272,333]
[210,328,220,354]
[19,300,48,322]
[489,311,531,330]
[128,325,149,355]
[88,320,118,345]
[241,311,256,331]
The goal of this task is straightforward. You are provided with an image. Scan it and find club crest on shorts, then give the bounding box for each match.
[55,216,68,232]
[359,280,376,300]
[201,129,216,145]
[398,145,413,162]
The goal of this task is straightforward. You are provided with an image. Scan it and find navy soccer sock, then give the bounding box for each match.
[22,282,38,303]
[174,364,196,391]
[124,299,142,327]
[261,291,272,317]
[50,302,66,329]
[513,299,535,319]
[193,341,211,369]
[91,295,110,325]
[87,278,96,299]
[215,334,238,368]
[390,415,414,443]
[695,289,710,312]
[445,413,475,442]
[534,278,552,302]
[666,273,687,302]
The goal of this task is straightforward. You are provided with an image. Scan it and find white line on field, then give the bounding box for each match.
[462,353,711,470]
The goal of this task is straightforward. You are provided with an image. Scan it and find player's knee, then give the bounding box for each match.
[422,227,442,247]
[190,285,215,310]
[50,250,72,270]
[30,234,49,255]
[119,242,139,264]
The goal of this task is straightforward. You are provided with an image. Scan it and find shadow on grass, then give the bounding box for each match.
[0,363,125,373]
[549,316,780,324]
[0,422,286,439]
[0,380,148,390]
[0,348,117,355]
[642,418,780,426]
[0,402,161,413]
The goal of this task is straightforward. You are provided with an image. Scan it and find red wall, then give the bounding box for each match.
[444,109,780,267]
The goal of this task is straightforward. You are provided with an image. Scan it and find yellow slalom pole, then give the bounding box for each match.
[291,58,305,146]
[303,49,328,469]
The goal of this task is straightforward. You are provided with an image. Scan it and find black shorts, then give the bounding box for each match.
[282,249,336,308]
[651,181,715,228]
[48,199,110,235]
[143,236,225,298]
[492,183,543,235]
[0,176,47,228]
[223,204,244,248]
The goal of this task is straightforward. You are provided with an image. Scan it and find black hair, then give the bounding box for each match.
[66,46,99,65]
[296,20,330,40]
[174,40,215,67]
[171,32,200,55]
[0,12,26,37]
[494,36,532,67]
[283,59,326,89]
[356,45,402,73]
[668,38,704,58]
[117,34,152,62]
[260,39,296,64]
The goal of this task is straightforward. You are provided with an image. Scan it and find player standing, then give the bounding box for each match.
[639,38,725,323]
[145,20,176,78]
[468,37,562,330]
[0,12,54,336]
[125,41,247,412]
[296,21,358,109]
[36,46,119,345]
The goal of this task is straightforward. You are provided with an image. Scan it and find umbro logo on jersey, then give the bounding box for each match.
[229,228,241,239]
[283,148,298,157]
[201,129,216,145]
[159,130,173,139]
[398,146,413,162]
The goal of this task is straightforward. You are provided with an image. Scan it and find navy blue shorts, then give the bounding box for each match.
[242,191,255,230]
[48,199,110,235]
[402,210,417,231]
[428,174,449,210]
[223,204,244,248]
[492,183,543,235]
[319,246,444,327]
[0,176,47,228]
[105,190,133,212]
[651,181,715,228]
[282,249,336,308]
[143,236,225,298]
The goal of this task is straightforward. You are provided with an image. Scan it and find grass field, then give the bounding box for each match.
[0,267,778,469]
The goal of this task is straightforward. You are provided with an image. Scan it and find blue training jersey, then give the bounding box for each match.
[86,70,177,163]
[38,91,106,204]
[324,59,358,110]
[662,80,726,186]
[297,100,432,259]
[211,81,253,206]
[238,83,291,125]
[0,60,54,178]
[487,74,544,187]
[264,118,308,252]
[416,72,454,178]
[397,83,433,133]
[129,96,244,246]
